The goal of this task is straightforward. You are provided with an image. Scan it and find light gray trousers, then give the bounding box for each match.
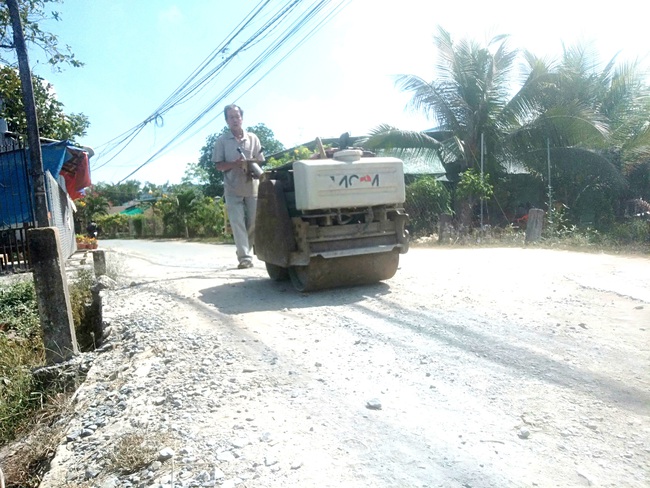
[226,194,257,263]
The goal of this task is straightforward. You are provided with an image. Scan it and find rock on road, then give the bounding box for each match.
[40,240,650,488]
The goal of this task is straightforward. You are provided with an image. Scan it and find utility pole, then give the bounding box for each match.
[6,0,49,228]
[6,0,78,363]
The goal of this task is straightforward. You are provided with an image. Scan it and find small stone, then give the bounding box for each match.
[518,429,530,439]
[196,470,211,483]
[366,398,382,410]
[232,438,249,449]
[158,447,175,461]
[217,450,236,462]
[99,476,118,488]
[66,431,81,442]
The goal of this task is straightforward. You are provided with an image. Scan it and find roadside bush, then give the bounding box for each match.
[0,280,44,444]
[68,268,96,351]
[0,267,101,446]
[608,219,650,245]
[404,176,452,237]
[131,215,144,237]
[187,196,225,237]
[0,280,40,337]
[96,213,129,238]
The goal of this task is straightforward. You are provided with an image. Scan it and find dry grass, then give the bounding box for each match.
[108,429,175,475]
[0,393,73,488]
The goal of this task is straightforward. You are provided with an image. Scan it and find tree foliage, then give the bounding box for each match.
[93,180,141,206]
[363,26,650,231]
[404,176,451,237]
[0,0,83,69]
[0,65,89,141]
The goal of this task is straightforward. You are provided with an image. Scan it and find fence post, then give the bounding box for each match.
[438,214,453,244]
[28,227,78,363]
[92,249,106,277]
[525,208,545,243]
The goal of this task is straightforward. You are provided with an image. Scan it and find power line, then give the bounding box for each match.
[93,0,302,170]
[113,0,351,183]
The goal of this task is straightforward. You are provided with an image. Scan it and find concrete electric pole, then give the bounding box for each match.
[6,0,49,228]
[6,0,79,363]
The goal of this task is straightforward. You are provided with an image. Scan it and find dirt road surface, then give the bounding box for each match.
[49,241,650,487]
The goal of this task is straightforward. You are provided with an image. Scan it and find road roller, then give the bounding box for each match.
[254,147,409,291]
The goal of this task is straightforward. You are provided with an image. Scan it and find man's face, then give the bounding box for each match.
[226,108,243,132]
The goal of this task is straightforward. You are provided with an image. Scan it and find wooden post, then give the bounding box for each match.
[525,208,545,243]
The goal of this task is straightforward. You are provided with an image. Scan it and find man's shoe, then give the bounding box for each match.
[238,260,253,269]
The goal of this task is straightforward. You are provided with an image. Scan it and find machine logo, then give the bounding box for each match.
[331,174,380,188]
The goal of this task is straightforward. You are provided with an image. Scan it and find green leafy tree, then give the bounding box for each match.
[530,46,650,226]
[266,146,313,168]
[75,189,109,234]
[93,180,142,206]
[404,176,452,237]
[181,161,210,188]
[0,0,83,70]
[187,195,224,237]
[363,27,607,229]
[138,182,168,236]
[0,65,89,141]
[95,213,129,238]
[247,123,285,155]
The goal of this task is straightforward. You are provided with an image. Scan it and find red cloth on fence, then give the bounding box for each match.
[62,151,91,199]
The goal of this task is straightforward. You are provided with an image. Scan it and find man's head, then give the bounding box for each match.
[224,104,244,133]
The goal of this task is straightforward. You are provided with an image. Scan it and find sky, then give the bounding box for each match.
[26,0,650,186]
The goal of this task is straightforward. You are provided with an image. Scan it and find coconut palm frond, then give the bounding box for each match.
[363,125,441,151]
[523,146,627,191]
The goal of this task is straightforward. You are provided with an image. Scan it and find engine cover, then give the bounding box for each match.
[293,155,405,210]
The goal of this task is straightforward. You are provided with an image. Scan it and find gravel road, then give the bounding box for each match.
[37,240,649,488]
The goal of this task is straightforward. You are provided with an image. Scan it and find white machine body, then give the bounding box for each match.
[292,151,405,211]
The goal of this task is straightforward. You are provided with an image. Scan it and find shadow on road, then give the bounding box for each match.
[198,277,392,314]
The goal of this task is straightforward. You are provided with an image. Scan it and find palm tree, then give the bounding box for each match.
[523,45,650,224]
[364,27,608,229]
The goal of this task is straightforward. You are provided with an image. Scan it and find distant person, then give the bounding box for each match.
[212,104,265,269]
[87,221,98,238]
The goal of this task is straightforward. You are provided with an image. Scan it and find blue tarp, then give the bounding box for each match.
[0,142,70,227]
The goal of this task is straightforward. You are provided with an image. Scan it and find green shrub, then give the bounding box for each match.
[68,269,95,350]
[0,280,40,336]
[131,214,144,237]
[609,219,650,245]
[0,280,44,444]
[404,176,452,237]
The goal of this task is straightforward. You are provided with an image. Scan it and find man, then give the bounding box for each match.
[212,104,264,269]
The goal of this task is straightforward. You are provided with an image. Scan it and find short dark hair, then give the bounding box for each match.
[224,104,243,120]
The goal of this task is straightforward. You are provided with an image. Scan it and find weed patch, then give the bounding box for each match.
[108,430,173,475]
